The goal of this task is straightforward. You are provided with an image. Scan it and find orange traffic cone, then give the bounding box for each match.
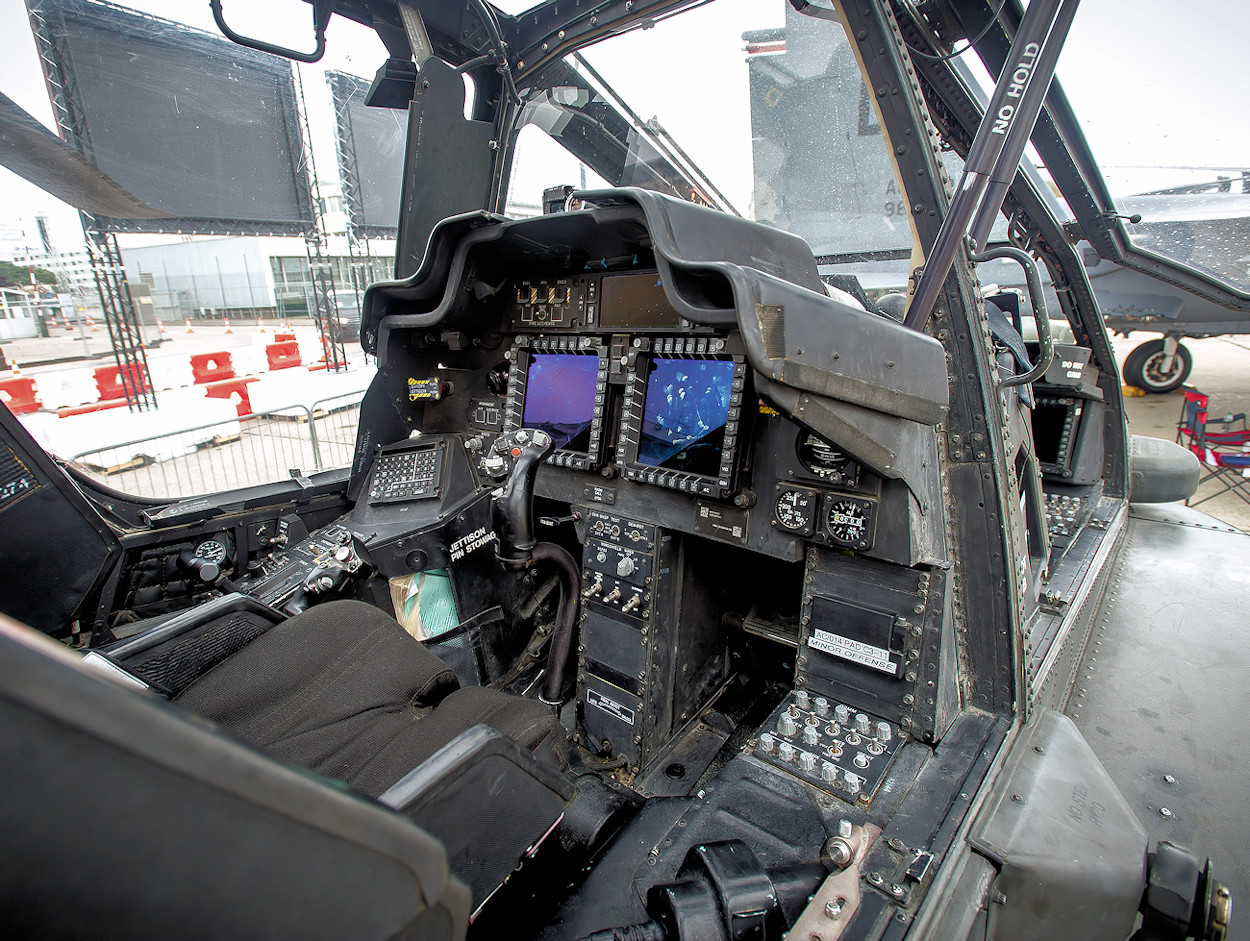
[224,317,232,334]
[257,317,266,333]
[185,319,194,333]
[158,320,167,335]
[87,316,98,332]
[11,361,20,376]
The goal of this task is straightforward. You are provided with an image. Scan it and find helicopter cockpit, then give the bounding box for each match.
[0,0,1237,938]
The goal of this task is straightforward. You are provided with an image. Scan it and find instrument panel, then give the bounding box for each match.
[397,263,887,557]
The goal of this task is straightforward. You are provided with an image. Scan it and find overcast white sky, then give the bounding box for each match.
[0,0,1245,257]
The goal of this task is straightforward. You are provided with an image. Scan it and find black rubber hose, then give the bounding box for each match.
[534,541,582,704]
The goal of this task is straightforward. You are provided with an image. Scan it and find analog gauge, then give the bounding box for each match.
[775,488,818,535]
[826,498,874,548]
[797,433,858,488]
[193,538,227,565]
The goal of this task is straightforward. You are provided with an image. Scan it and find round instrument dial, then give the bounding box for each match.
[827,499,872,547]
[193,538,227,565]
[775,488,818,534]
[797,433,858,487]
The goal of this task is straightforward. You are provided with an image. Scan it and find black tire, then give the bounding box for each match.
[1123,338,1193,393]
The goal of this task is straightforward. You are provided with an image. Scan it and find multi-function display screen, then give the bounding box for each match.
[1032,398,1081,472]
[637,358,736,478]
[600,273,681,329]
[522,354,600,453]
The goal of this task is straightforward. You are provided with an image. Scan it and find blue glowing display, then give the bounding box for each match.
[637,358,735,477]
[522,354,599,452]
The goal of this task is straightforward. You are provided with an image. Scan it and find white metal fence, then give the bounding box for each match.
[70,392,364,500]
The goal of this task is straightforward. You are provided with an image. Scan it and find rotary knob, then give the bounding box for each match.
[778,742,796,763]
[795,690,810,710]
[758,733,775,754]
[800,751,817,773]
[844,773,862,795]
[876,721,892,742]
[779,714,798,737]
[834,704,851,724]
[854,713,871,735]
[820,761,838,783]
[617,557,636,577]
[814,697,830,717]
[802,726,820,746]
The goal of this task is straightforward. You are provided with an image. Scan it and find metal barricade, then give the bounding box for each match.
[69,391,365,500]
[309,392,364,471]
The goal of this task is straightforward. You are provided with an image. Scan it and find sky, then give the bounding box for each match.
[0,0,1246,258]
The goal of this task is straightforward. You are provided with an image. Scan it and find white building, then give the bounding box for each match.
[122,234,396,323]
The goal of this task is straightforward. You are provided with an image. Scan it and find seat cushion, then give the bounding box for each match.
[175,599,565,797]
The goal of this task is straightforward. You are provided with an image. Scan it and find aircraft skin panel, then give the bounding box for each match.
[1072,504,1250,907]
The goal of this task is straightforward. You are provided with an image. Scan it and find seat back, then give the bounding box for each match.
[0,613,470,941]
[1177,386,1250,461]
[1177,386,1210,447]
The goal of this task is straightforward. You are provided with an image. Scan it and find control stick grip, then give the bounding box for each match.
[490,429,554,565]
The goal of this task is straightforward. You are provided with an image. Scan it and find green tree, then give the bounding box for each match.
[0,260,57,288]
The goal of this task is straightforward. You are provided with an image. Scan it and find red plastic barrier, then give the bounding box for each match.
[94,363,151,401]
[190,351,235,384]
[0,376,40,415]
[266,340,301,371]
[274,332,296,343]
[204,376,258,417]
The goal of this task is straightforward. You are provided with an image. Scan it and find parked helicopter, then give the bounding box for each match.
[0,0,1243,939]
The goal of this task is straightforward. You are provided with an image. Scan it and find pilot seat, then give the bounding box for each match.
[168,598,566,798]
[0,595,574,939]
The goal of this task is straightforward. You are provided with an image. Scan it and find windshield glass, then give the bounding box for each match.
[0,0,391,500]
[506,0,921,264]
[1056,0,1250,292]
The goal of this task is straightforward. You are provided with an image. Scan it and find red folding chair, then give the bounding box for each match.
[1175,386,1250,507]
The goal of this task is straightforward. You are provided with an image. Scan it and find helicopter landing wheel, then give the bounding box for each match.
[1123,337,1192,393]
